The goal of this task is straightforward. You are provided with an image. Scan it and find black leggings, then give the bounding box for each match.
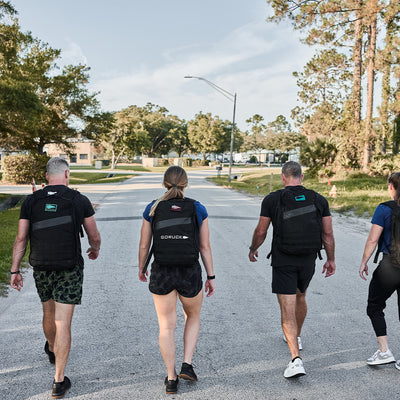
[367,255,400,337]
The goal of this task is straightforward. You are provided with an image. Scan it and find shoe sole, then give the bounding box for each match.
[52,388,70,399]
[179,372,197,381]
[284,371,306,379]
[367,358,395,365]
[166,390,177,394]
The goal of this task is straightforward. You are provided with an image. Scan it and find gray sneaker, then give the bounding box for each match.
[395,360,400,370]
[366,349,395,365]
[283,358,306,378]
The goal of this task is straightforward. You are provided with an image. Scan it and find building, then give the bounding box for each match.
[44,137,96,166]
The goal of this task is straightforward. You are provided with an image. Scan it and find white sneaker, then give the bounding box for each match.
[284,358,306,378]
[366,349,395,365]
[283,335,303,351]
[395,360,400,370]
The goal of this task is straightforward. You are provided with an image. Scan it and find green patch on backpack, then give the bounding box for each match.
[45,204,57,212]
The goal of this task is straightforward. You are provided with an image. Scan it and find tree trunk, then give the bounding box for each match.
[362,10,378,170]
[352,5,363,128]
[379,59,391,154]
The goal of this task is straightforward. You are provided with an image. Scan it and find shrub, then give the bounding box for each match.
[2,154,50,184]
[191,159,209,167]
[182,158,193,167]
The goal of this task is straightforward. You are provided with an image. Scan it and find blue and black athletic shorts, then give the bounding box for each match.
[149,261,202,298]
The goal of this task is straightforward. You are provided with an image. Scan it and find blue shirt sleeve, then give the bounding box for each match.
[143,201,154,222]
[371,204,391,253]
[194,201,208,226]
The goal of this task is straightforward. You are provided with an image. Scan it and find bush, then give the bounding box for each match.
[369,156,393,177]
[191,159,209,167]
[249,155,258,163]
[182,158,193,167]
[2,154,50,184]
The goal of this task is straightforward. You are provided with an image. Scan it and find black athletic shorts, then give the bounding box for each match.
[149,261,203,298]
[272,263,315,295]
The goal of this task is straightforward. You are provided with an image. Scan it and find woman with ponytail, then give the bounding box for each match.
[138,166,215,394]
[360,172,400,369]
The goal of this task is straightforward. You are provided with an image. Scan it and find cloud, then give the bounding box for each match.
[60,40,88,66]
[92,18,315,129]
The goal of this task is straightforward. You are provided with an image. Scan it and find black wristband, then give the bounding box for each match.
[10,271,21,275]
[207,275,215,280]
[249,246,256,252]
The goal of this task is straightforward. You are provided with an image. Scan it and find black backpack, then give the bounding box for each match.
[374,201,400,267]
[29,187,83,270]
[270,188,323,257]
[143,197,199,271]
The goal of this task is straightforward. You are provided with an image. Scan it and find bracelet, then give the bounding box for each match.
[10,271,21,275]
[207,275,215,280]
[249,246,256,252]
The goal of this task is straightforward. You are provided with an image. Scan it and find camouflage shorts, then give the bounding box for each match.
[33,266,84,304]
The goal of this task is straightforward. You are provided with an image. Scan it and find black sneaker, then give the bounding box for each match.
[44,341,55,364]
[164,376,179,394]
[52,376,71,398]
[179,362,197,381]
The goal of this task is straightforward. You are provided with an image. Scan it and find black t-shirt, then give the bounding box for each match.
[20,185,95,268]
[260,185,331,267]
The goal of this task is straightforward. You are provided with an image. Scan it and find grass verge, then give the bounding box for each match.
[208,171,389,217]
[0,198,28,295]
[69,172,136,184]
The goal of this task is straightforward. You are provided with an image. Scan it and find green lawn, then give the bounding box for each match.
[70,165,150,172]
[0,200,27,295]
[208,171,389,217]
[69,172,137,184]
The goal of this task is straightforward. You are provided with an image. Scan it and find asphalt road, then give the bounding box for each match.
[1,171,400,400]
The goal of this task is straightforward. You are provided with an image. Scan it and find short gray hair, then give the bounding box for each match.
[282,161,302,179]
[47,157,69,176]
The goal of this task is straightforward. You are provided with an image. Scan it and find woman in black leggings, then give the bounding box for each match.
[360,172,400,368]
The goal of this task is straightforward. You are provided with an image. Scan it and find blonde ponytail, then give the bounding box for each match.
[149,166,188,217]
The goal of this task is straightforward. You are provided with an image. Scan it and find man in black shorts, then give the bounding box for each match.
[10,157,101,398]
[248,161,335,378]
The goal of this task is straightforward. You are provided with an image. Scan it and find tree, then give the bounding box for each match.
[97,103,187,165]
[187,112,232,159]
[267,0,400,170]
[292,49,351,127]
[300,138,338,177]
[265,115,305,153]
[242,114,267,152]
[0,4,101,155]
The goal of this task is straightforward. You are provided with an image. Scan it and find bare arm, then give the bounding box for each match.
[138,219,152,282]
[199,218,215,297]
[321,215,336,277]
[248,216,270,262]
[83,216,101,260]
[10,219,30,291]
[359,223,383,280]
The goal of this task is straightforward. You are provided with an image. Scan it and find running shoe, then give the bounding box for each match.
[52,376,71,398]
[44,341,55,364]
[283,357,306,378]
[179,362,197,381]
[395,360,400,371]
[164,376,179,394]
[283,335,303,351]
[366,349,395,365]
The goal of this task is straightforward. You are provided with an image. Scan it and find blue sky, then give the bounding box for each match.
[13,0,315,131]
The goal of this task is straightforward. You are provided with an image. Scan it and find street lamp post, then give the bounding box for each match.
[184,76,237,183]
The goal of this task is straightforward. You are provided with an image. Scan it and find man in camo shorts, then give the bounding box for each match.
[10,157,101,398]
